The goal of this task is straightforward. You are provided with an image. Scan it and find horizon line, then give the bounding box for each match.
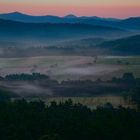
[0,11,140,19]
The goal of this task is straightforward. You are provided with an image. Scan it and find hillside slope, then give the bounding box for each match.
[98,35,140,54]
[0,19,127,45]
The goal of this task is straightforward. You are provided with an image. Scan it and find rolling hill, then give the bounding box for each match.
[98,35,140,54]
[0,18,127,45]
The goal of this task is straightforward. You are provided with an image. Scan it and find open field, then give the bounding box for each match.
[0,55,140,81]
[22,96,136,109]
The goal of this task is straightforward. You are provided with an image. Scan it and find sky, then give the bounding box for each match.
[0,0,140,18]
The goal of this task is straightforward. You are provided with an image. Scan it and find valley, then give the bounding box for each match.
[0,13,140,109]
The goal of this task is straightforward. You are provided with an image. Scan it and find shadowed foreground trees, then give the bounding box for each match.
[0,99,140,140]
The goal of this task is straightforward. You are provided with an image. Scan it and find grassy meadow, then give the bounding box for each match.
[0,55,139,81]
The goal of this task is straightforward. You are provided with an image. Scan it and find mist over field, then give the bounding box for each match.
[0,12,140,107]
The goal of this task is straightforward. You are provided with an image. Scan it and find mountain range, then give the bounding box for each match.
[0,12,140,30]
[0,18,128,45]
[0,12,140,55]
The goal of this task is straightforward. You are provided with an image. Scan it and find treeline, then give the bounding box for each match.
[0,72,140,97]
[0,99,140,140]
[0,73,140,83]
[53,73,140,96]
[1,72,139,85]
[2,73,49,81]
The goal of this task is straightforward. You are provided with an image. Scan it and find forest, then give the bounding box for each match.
[0,96,140,140]
[0,79,140,140]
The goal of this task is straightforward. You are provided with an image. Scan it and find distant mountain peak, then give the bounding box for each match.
[64,14,77,18]
[5,11,26,15]
[11,11,22,14]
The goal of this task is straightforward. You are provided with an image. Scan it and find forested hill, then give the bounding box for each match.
[0,18,127,44]
[98,34,140,55]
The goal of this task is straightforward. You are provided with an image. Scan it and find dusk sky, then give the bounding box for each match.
[0,0,140,18]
